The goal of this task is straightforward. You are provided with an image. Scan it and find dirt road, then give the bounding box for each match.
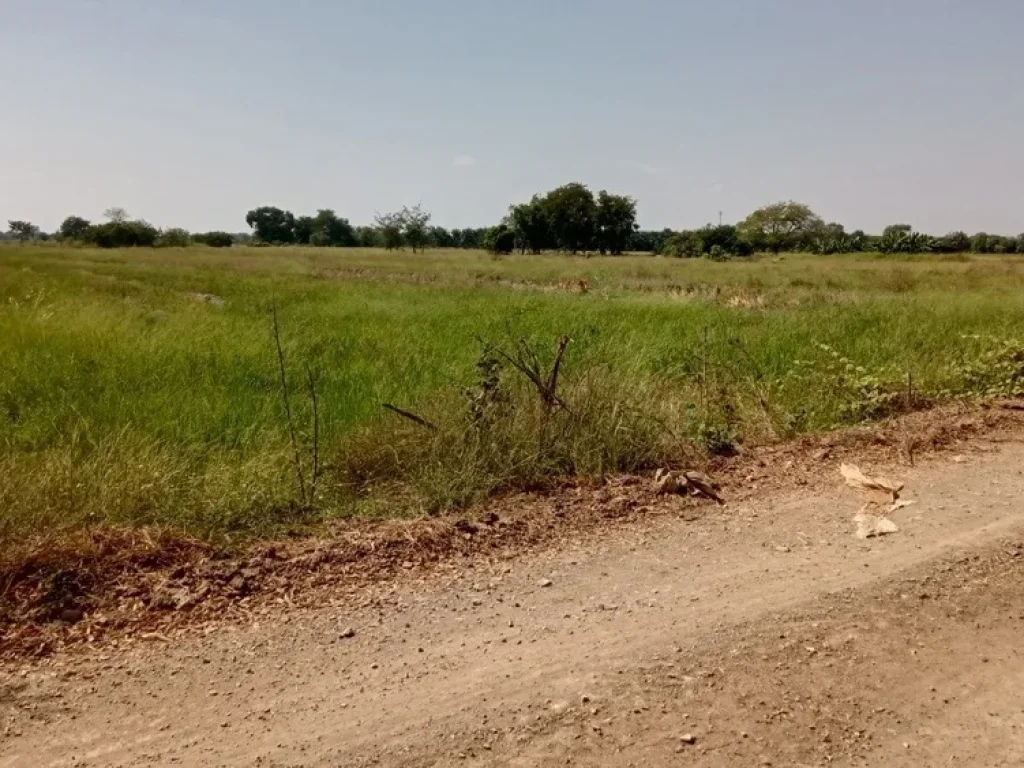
[4,437,1024,767]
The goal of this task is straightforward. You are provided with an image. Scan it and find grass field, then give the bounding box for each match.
[3,244,1024,549]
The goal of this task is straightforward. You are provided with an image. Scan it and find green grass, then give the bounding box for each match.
[3,244,1024,547]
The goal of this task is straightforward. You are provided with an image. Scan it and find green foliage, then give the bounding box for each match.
[156,228,191,248]
[508,197,550,254]
[85,220,159,248]
[595,191,638,255]
[245,206,296,244]
[7,221,38,242]
[934,231,971,253]
[947,336,1024,398]
[878,226,934,254]
[543,183,598,253]
[373,211,405,251]
[194,231,234,248]
[483,224,515,254]
[399,204,432,253]
[739,201,823,253]
[661,231,703,258]
[58,216,91,242]
[310,209,356,247]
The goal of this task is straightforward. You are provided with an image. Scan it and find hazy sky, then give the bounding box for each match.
[2,0,1022,233]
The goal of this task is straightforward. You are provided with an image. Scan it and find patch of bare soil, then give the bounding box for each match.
[1,401,1021,661]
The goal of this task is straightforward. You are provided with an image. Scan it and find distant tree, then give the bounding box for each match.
[933,231,970,253]
[373,211,405,251]
[58,216,91,241]
[429,226,454,248]
[595,191,638,255]
[878,226,934,254]
[194,231,234,248]
[738,201,823,253]
[970,232,992,254]
[483,223,515,254]
[399,204,432,253]
[660,230,703,258]
[355,226,380,248]
[7,220,39,241]
[508,197,551,254]
[543,183,597,253]
[156,227,191,247]
[701,224,751,257]
[85,220,159,248]
[104,207,130,223]
[882,224,913,239]
[245,207,296,244]
[457,228,486,249]
[293,215,315,245]
[309,209,356,247]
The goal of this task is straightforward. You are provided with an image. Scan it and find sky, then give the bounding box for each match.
[2,0,1023,234]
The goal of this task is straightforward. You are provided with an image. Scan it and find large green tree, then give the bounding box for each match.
[7,220,39,241]
[595,191,638,255]
[738,201,823,253]
[543,183,597,253]
[508,196,550,254]
[399,204,432,253]
[245,206,296,244]
[310,209,356,246]
[58,216,91,241]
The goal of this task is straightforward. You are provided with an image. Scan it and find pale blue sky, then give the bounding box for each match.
[2,0,1022,234]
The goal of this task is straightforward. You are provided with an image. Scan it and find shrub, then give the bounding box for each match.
[194,231,234,248]
[84,220,159,248]
[156,228,191,247]
[484,224,515,254]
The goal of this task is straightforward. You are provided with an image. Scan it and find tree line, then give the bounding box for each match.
[5,192,1023,257]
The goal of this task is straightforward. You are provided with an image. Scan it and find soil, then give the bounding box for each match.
[3,406,1024,766]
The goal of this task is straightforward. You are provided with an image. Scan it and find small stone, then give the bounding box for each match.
[340,627,356,639]
[680,733,697,745]
[538,579,553,588]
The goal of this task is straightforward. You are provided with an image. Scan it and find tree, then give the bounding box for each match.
[355,226,380,248]
[543,183,597,253]
[373,211,405,250]
[508,196,550,254]
[595,191,638,255]
[934,231,970,253]
[309,209,356,247]
[85,220,159,248]
[970,232,991,254]
[157,228,191,247]
[58,216,91,241]
[194,231,234,248]
[103,207,130,223]
[483,224,515,254]
[245,207,296,244]
[429,226,454,248]
[399,204,432,253]
[293,215,315,245]
[660,230,703,258]
[738,201,823,253]
[7,220,38,241]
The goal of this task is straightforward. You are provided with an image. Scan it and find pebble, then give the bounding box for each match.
[340,627,356,639]
[681,733,697,745]
[538,579,553,588]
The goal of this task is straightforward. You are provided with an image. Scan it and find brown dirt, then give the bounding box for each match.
[3,405,1024,766]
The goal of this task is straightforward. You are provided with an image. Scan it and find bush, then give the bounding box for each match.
[84,220,159,248]
[156,228,191,247]
[484,224,515,254]
[194,231,234,248]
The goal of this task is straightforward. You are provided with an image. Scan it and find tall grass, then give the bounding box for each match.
[3,244,1024,546]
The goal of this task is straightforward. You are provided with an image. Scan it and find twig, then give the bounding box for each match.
[382,403,438,431]
[271,303,307,506]
[306,366,320,505]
